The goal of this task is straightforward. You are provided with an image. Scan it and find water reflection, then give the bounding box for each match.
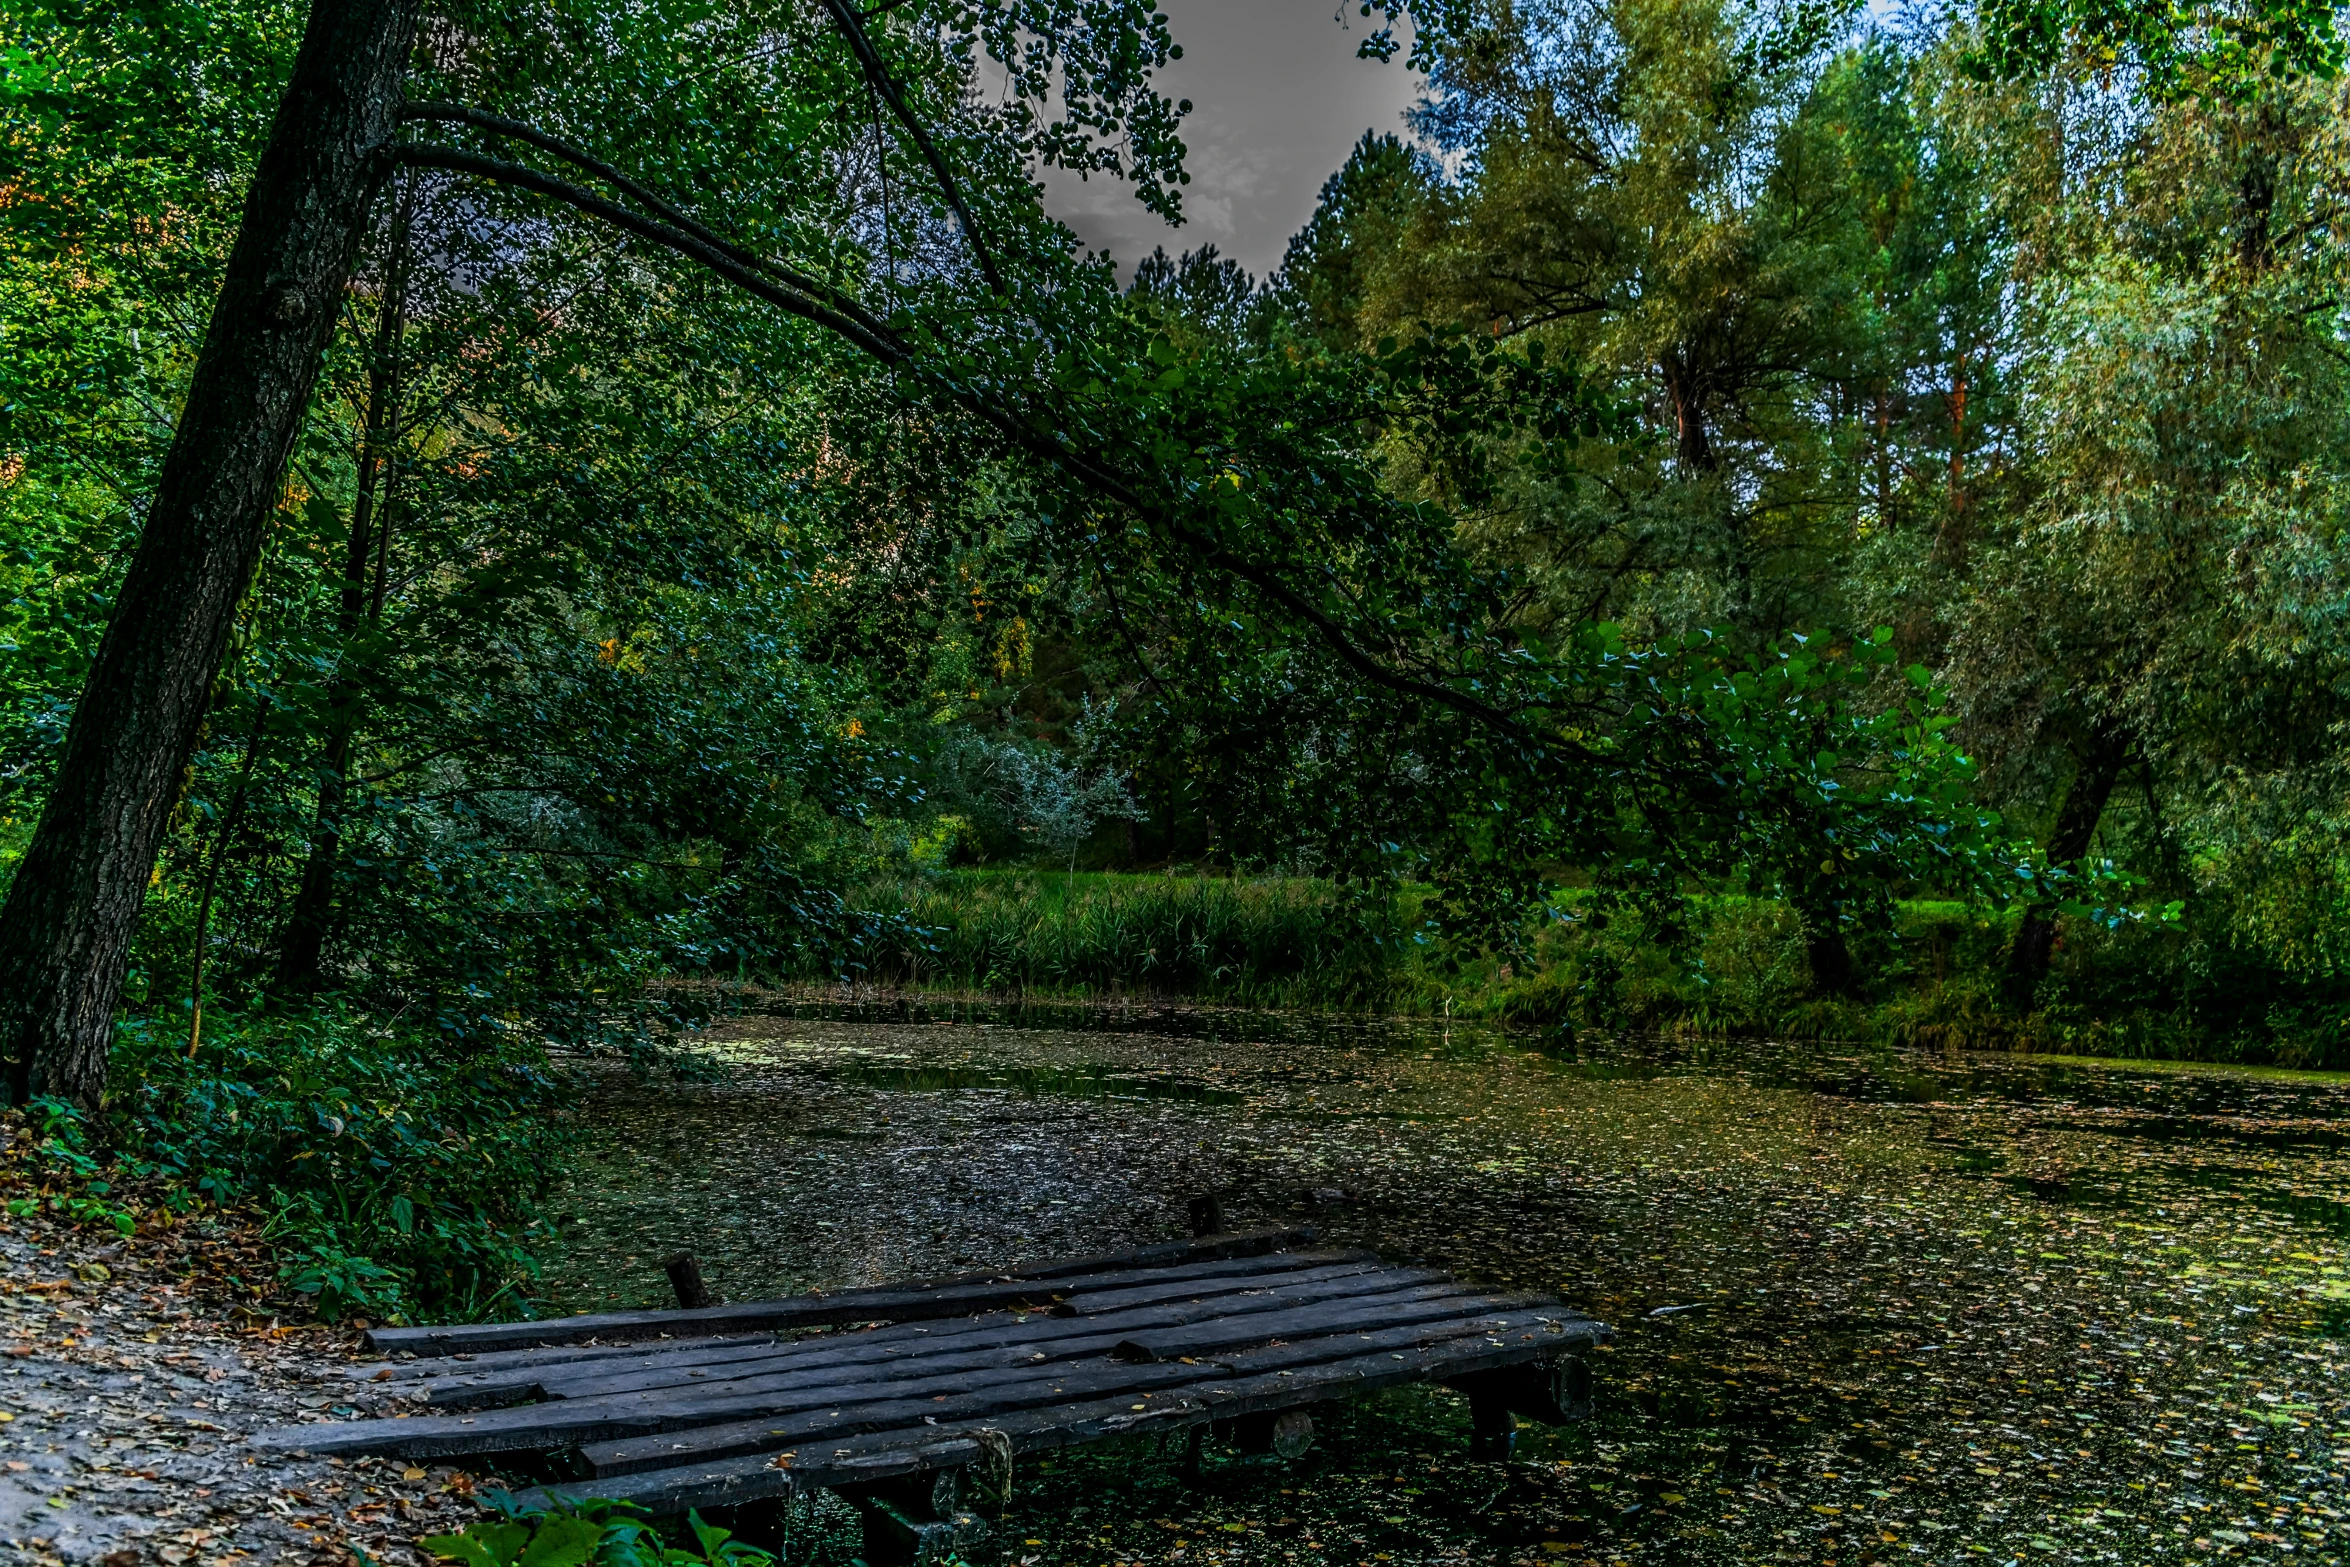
[541,1005,2350,1567]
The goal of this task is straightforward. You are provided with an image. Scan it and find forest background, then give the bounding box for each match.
[4,0,2349,1320]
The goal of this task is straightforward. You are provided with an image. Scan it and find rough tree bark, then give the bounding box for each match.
[0,0,420,1109]
[1660,348,1716,475]
[2005,733,2129,1009]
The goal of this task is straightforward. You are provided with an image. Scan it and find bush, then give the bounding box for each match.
[106,1005,561,1322]
[426,1493,778,1567]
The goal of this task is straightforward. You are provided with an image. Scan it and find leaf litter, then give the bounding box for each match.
[0,1117,499,1567]
[537,1001,2350,1565]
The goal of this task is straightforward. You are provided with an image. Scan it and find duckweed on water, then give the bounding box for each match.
[536,1003,2350,1566]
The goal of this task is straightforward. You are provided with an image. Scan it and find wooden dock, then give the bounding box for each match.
[259,1228,1609,1564]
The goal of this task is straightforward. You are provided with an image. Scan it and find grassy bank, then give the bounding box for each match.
[841,870,1410,1008]
[824,869,2350,1069]
[41,868,2324,1326]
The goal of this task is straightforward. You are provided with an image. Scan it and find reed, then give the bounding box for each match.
[813,871,2350,1067]
[841,869,1409,1006]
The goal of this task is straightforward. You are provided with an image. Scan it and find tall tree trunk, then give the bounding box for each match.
[276,213,410,996]
[0,0,418,1110]
[2005,735,2128,1009]
[1873,380,1893,528]
[1935,352,1970,570]
[1804,919,1857,998]
[1661,350,1716,474]
[1795,882,1857,998]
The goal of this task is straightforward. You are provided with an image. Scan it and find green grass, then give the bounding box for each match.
[813,869,2350,1069]
[837,869,1410,1007]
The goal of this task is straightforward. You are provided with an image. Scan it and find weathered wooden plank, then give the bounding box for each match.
[577,1300,1561,1477]
[1054,1258,1382,1317]
[966,1226,1314,1284]
[523,1262,1401,1403]
[413,1259,1419,1409]
[416,1253,1379,1408]
[581,1357,1220,1476]
[365,1227,1315,1355]
[569,1293,1547,1475]
[415,1338,814,1410]
[527,1269,1453,1411]
[1103,1285,1541,1364]
[526,1313,1600,1513]
[337,1335,781,1384]
[258,1273,1462,1459]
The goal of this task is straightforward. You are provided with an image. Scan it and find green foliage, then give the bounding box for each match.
[3,0,2344,1359]
[854,868,2347,1066]
[5,1096,140,1236]
[1967,0,2345,99]
[6,0,2037,1098]
[105,1008,560,1321]
[1435,890,2348,1066]
[841,869,1411,1004]
[423,1495,775,1567]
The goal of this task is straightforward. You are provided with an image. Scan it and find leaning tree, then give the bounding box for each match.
[1,0,2002,1109]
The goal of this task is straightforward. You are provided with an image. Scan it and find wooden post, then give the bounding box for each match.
[1233,1409,1314,1459]
[1449,1354,1594,1460]
[665,1253,713,1310]
[840,1469,986,1566]
[1447,1356,1593,1425]
[1467,1391,1517,1461]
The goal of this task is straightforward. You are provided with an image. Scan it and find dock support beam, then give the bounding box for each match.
[842,1467,988,1567]
[1447,1355,1595,1460]
[665,1252,713,1310]
[1232,1408,1315,1459]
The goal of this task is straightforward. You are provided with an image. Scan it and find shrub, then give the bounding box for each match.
[840,869,1408,1005]
[107,1005,561,1322]
[424,1493,777,1567]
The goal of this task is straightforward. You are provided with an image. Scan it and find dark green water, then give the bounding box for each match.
[539,1002,2350,1567]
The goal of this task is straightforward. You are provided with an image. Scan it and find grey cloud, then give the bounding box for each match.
[1036,0,1422,282]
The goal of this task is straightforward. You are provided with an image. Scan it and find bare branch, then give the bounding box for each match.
[398,101,891,342]
[388,142,909,365]
[814,0,1006,296]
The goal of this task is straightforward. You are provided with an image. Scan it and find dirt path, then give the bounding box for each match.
[0,1207,481,1567]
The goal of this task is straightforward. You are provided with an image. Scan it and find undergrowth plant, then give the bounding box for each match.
[422,1494,778,1567]
[844,869,1410,1006]
[4,1097,140,1237]
[828,869,2349,1067]
[98,1006,561,1322]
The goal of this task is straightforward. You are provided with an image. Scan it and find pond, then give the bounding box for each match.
[537,1000,2350,1566]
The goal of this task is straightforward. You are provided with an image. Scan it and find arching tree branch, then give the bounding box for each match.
[815,0,1007,295]
[390,139,1565,757]
[388,143,908,364]
[398,101,890,340]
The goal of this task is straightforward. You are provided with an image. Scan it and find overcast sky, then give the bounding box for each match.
[1034,2,1424,283]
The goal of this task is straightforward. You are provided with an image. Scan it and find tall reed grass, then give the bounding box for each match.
[812,870,2349,1068]
[839,870,1408,1006]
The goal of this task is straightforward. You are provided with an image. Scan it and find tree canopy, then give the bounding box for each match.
[1,0,2345,1135]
